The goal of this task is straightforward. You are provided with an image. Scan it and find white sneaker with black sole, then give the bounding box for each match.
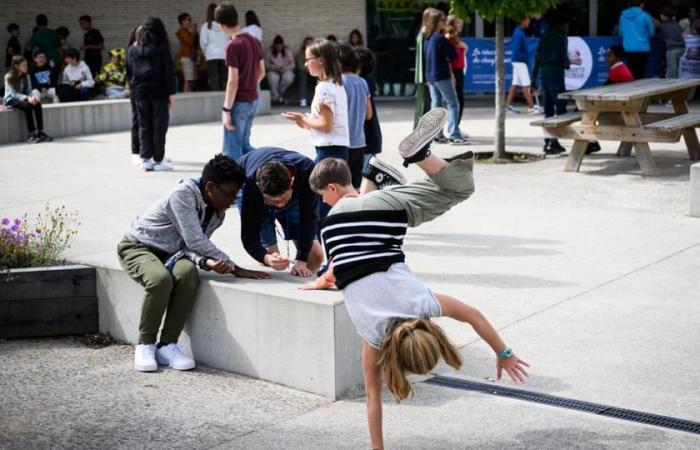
[156,343,195,370]
[140,158,155,171]
[398,108,448,165]
[134,344,158,372]
[363,156,406,189]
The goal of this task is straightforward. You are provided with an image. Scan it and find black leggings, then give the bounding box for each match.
[6,98,43,133]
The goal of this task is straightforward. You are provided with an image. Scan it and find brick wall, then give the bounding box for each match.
[0,0,365,76]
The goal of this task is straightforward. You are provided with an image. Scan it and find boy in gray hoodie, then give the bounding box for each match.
[118,154,269,373]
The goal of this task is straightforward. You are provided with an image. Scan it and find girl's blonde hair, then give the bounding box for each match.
[379,318,462,402]
[445,15,462,37]
[422,7,445,37]
[4,55,28,92]
[306,38,343,85]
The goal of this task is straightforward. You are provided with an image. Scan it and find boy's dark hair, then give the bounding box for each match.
[36,14,48,27]
[326,34,338,42]
[64,47,80,60]
[79,15,92,23]
[355,47,375,77]
[33,49,47,58]
[309,158,352,191]
[256,162,292,196]
[7,23,19,33]
[138,16,170,49]
[56,26,70,38]
[215,4,239,28]
[608,44,625,60]
[201,154,246,187]
[628,1,642,7]
[177,13,190,25]
[337,41,359,73]
[660,6,675,18]
[245,10,260,26]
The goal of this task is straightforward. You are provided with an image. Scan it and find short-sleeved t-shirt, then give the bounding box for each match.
[342,262,442,349]
[341,73,370,149]
[309,80,349,147]
[225,32,263,103]
[83,29,104,66]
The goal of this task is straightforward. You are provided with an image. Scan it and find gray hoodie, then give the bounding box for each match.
[125,178,233,266]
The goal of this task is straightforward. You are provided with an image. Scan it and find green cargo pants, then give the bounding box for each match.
[117,238,199,345]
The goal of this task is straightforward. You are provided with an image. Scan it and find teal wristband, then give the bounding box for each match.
[498,347,513,359]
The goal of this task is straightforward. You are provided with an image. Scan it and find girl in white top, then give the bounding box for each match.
[200,3,230,90]
[243,10,263,42]
[282,38,349,160]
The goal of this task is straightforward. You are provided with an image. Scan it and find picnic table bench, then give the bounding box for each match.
[530,78,700,176]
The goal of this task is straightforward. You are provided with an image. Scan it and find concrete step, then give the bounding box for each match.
[94,262,363,400]
[0,90,271,146]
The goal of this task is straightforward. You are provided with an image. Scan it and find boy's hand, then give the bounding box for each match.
[281,112,306,129]
[223,110,234,130]
[168,96,174,108]
[75,83,82,89]
[264,252,290,271]
[28,96,39,105]
[206,258,233,274]
[497,354,530,384]
[232,266,271,279]
[290,260,312,277]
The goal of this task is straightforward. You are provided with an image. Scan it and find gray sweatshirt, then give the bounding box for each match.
[125,178,234,267]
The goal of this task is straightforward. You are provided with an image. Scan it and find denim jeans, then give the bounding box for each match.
[427,78,461,139]
[223,99,259,161]
[315,145,348,220]
[666,47,684,79]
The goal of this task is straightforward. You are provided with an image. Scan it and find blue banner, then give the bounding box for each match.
[462,36,620,93]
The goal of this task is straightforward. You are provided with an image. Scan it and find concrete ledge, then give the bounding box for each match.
[691,163,700,217]
[0,90,271,146]
[94,264,363,400]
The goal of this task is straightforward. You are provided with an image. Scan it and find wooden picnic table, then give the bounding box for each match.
[531,78,700,176]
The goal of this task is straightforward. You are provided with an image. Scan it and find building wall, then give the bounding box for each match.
[1,0,365,74]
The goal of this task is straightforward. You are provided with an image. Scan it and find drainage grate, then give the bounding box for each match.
[425,375,700,435]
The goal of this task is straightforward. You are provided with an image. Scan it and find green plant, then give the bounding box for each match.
[0,205,80,271]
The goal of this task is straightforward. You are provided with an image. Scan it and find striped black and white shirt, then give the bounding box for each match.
[321,210,409,289]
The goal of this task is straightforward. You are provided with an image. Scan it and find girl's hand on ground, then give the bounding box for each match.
[232,266,271,279]
[206,258,231,274]
[497,354,530,383]
[290,260,312,277]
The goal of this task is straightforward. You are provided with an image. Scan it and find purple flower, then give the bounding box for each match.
[17,235,26,243]
[1,218,9,225]
[13,218,22,226]
[10,224,19,232]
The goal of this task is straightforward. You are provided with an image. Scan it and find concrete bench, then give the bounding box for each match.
[0,90,271,146]
[644,112,700,132]
[92,261,363,400]
[529,111,583,129]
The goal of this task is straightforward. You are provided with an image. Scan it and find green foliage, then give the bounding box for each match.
[0,204,80,271]
[451,0,560,21]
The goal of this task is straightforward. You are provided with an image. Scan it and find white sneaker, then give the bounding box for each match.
[131,154,142,165]
[153,160,173,171]
[134,344,158,372]
[528,106,543,115]
[140,158,155,171]
[300,99,307,107]
[156,343,195,370]
[506,105,519,114]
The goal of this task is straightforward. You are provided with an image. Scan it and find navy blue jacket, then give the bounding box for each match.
[424,32,456,82]
[238,147,319,263]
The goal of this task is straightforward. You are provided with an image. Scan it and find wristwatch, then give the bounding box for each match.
[498,347,513,359]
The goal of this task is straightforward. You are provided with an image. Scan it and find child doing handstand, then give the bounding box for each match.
[302,108,530,450]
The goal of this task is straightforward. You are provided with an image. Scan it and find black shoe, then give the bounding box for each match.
[26,132,40,144]
[37,131,53,142]
[363,156,406,189]
[585,141,601,155]
[433,136,449,144]
[544,140,566,154]
[400,108,448,165]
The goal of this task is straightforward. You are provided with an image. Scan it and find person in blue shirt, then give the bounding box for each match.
[506,16,538,114]
[618,0,655,80]
[423,7,465,143]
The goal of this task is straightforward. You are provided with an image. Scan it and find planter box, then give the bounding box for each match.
[0,265,98,338]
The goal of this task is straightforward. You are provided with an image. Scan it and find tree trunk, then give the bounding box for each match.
[493,13,506,159]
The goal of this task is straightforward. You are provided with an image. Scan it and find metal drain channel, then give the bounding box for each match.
[425,375,700,435]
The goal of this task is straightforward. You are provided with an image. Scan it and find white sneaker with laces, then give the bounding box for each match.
[140,158,155,171]
[131,154,142,165]
[156,343,195,370]
[153,160,174,172]
[134,344,158,372]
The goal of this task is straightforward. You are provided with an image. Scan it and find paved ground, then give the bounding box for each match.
[1,99,700,449]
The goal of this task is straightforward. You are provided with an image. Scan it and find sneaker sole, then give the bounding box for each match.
[134,362,158,372]
[399,108,448,159]
[156,354,196,370]
[369,157,406,184]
